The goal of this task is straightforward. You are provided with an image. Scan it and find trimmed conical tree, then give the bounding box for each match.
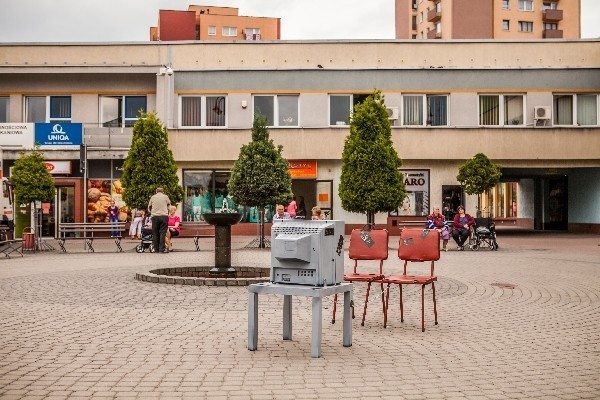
[228,114,293,248]
[456,153,502,215]
[339,90,406,227]
[122,113,183,210]
[11,149,56,229]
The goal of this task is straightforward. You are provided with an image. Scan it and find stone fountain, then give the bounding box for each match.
[202,199,243,277]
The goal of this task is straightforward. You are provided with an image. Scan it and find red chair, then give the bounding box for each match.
[332,228,389,326]
[382,228,440,332]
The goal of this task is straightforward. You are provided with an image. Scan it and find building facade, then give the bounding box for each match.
[150,5,280,41]
[395,0,580,40]
[0,40,599,236]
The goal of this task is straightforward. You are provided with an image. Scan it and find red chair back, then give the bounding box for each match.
[349,228,389,261]
[398,228,440,262]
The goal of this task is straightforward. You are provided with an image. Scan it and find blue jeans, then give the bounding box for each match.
[110,217,119,237]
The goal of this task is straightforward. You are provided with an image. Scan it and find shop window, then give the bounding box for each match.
[328,94,370,126]
[253,95,299,127]
[26,96,72,123]
[0,97,8,122]
[100,95,146,127]
[389,170,430,217]
[479,182,518,218]
[479,94,524,126]
[180,95,226,127]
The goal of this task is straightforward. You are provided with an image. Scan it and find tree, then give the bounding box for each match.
[11,149,56,228]
[121,113,183,210]
[228,114,293,247]
[339,90,406,227]
[456,153,502,214]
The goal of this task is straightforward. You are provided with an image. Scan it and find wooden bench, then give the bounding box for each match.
[56,222,127,253]
[179,222,215,251]
[0,239,23,258]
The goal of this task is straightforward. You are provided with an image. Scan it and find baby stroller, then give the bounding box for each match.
[135,218,155,253]
[471,217,499,251]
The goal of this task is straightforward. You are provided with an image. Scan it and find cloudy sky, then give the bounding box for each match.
[0,0,598,42]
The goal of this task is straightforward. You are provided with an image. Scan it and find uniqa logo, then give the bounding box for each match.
[49,124,70,141]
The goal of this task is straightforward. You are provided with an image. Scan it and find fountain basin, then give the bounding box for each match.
[136,266,270,286]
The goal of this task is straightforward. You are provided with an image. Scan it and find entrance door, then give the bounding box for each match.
[55,187,75,236]
[315,180,334,219]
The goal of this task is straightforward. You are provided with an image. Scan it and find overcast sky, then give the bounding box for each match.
[0,0,598,42]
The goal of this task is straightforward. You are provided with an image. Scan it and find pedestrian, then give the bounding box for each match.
[129,208,144,239]
[311,206,324,220]
[273,204,292,221]
[148,187,171,253]
[286,197,297,218]
[165,206,181,252]
[427,206,450,252]
[452,205,474,250]
[107,199,119,237]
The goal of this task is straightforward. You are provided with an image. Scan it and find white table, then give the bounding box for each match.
[248,282,353,358]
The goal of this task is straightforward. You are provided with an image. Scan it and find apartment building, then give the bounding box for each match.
[0,40,598,236]
[396,0,580,40]
[150,5,280,41]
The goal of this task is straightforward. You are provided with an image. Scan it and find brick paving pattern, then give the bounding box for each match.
[1,232,599,399]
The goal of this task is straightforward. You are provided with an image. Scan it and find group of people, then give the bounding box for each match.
[273,202,325,221]
[427,204,474,251]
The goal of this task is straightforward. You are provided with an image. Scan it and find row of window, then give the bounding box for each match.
[208,26,260,37]
[502,20,557,32]
[1,93,597,128]
[502,0,558,11]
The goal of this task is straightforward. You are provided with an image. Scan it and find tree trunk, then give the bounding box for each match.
[366,211,375,229]
[258,209,266,248]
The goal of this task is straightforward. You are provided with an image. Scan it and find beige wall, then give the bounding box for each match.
[197,14,279,40]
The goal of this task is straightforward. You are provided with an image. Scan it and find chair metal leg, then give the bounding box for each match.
[380,282,386,321]
[384,284,390,328]
[399,285,404,323]
[432,282,438,325]
[421,284,425,332]
[361,282,372,326]
[332,293,338,324]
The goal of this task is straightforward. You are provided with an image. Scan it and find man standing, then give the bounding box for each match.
[148,187,171,253]
[272,204,291,221]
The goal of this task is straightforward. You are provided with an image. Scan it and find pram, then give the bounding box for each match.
[135,219,155,253]
[470,217,499,251]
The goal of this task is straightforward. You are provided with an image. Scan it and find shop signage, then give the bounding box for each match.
[390,169,431,217]
[34,123,83,148]
[0,123,34,148]
[288,160,317,179]
[43,161,72,175]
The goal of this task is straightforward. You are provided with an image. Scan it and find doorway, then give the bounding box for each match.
[291,179,334,220]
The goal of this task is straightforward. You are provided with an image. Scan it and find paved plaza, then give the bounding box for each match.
[1,231,599,399]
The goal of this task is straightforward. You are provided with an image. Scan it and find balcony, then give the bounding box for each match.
[543,29,563,39]
[543,9,563,22]
[427,30,441,39]
[427,8,441,22]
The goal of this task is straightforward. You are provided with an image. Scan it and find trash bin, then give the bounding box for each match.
[22,227,35,251]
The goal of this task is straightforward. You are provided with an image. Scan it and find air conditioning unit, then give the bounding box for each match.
[386,107,399,120]
[534,106,551,120]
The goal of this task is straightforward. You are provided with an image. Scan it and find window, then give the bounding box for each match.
[222,26,237,36]
[401,95,448,126]
[180,95,226,127]
[480,182,518,218]
[503,20,510,30]
[554,94,599,126]
[208,26,216,35]
[479,94,524,126]
[100,96,146,127]
[328,94,369,126]
[412,16,417,30]
[253,95,299,127]
[502,0,510,9]
[518,21,533,32]
[544,23,558,31]
[518,0,533,11]
[435,22,442,33]
[0,97,8,122]
[25,96,71,123]
[419,12,423,23]
[542,2,557,10]
[245,28,260,35]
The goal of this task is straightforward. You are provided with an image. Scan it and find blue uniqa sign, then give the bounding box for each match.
[34,123,83,146]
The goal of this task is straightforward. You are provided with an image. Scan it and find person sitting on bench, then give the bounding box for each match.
[165,206,181,252]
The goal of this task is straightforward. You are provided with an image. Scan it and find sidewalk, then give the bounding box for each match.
[0,233,599,399]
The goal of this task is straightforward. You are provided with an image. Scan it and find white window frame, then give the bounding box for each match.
[99,95,147,128]
[503,20,510,31]
[245,28,260,35]
[518,0,533,11]
[222,26,237,37]
[252,95,300,128]
[400,94,449,127]
[553,94,599,127]
[502,0,510,10]
[25,95,72,123]
[328,94,371,127]
[478,94,526,127]
[208,26,216,36]
[0,96,9,123]
[542,2,558,10]
[179,95,228,128]
[518,21,533,32]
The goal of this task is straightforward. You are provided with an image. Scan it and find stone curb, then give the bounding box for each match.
[135,266,270,286]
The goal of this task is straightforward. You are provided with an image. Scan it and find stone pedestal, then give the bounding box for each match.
[203,213,243,277]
